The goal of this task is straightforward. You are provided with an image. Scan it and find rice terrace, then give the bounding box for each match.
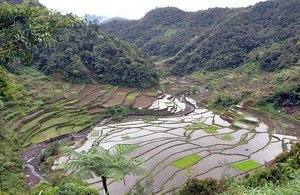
[10,71,300,194]
[1,0,300,194]
[55,95,298,194]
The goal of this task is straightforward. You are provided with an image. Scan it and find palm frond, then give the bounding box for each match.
[62,144,147,183]
[116,144,140,156]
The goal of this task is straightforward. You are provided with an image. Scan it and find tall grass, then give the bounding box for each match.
[223,171,300,195]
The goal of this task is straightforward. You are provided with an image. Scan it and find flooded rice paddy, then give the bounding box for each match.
[55,96,298,194]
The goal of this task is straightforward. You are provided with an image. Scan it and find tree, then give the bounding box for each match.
[0,0,76,103]
[105,105,128,119]
[0,1,76,193]
[62,145,147,195]
[0,0,76,63]
[32,180,99,195]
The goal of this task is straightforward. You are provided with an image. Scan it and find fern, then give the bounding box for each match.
[62,145,147,195]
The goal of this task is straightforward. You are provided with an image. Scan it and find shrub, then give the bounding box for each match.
[243,142,300,188]
[209,92,241,109]
[40,142,60,171]
[40,142,60,162]
[243,164,284,188]
[267,84,300,108]
[32,180,99,195]
[179,178,225,195]
[105,105,129,119]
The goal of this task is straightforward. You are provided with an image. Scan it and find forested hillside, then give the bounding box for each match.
[100,0,300,74]
[31,24,159,88]
[171,0,300,74]
[1,0,159,88]
[100,7,236,57]
[1,0,299,194]
[0,2,158,193]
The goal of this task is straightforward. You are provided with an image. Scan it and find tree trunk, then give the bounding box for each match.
[101,176,109,195]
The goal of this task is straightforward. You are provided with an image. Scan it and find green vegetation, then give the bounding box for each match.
[209,92,241,110]
[90,131,100,137]
[62,144,146,195]
[121,135,131,140]
[105,105,129,119]
[159,84,165,92]
[231,160,261,172]
[171,154,202,169]
[127,93,139,100]
[33,24,159,88]
[179,178,225,195]
[0,1,72,64]
[180,142,300,195]
[216,134,233,141]
[239,118,258,125]
[146,92,158,97]
[22,109,100,145]
[39,142,62,171]
[100,1,300,74]
[0,0,299,194]
[184,123,207,131]
[0,66,15,105]
[0,122,26,194]
[224,171,300,195]
[100,7,234,57]
[0,1,71,193]
[53,89,63,93]
[204,125,220,134]
[33,180,99,195]
[143,117,158,123]
[267,84,300,108]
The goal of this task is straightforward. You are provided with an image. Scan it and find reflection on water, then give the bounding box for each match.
[55,100,298,194]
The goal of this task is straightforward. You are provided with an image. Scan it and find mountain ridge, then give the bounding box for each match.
[99,0,300,74]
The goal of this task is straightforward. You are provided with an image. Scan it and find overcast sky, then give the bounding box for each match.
[39,0,266,19]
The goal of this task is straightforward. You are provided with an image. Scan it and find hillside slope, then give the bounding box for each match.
[171,0,300,74]
[100,7,236,57]
[31,24,159,88]
[100,0,300,75]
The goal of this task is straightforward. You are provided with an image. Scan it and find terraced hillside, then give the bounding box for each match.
[3,69,161,146]
[5,68,208,147]
[57,98,298,194]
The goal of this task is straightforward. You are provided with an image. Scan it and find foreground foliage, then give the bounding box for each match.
[0,118,26,193]
[32,172,101,195]
[179,142,300,195]
[62,145,146,195]
[0,1,71,193]
[225,171,300,195]
[0,0,73,63]
[33,180,99,195]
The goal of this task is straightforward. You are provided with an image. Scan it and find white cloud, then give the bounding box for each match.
[39,0,266,19]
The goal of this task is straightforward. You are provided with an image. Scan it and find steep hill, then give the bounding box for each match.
[1,0,159,88]
[100,7,236,57]
[171,0,300,74]
[100,0,300,74]
[31,24,159,88]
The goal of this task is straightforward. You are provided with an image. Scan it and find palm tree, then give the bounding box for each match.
[62,144,146,195]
